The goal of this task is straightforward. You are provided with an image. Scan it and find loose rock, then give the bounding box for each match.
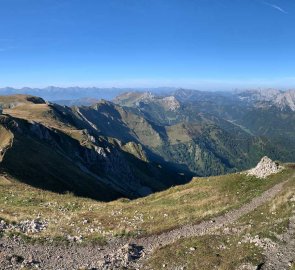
[247,156,284,179]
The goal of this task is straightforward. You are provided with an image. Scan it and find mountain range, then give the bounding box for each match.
[0,88,294,200]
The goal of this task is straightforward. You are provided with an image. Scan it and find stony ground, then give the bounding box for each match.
[1,173,294,270]
[261,214,295,270]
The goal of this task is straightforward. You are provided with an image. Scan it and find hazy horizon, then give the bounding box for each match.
[0,84,294,90]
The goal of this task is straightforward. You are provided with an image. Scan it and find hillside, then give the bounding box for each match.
[113,91,290,175]
[0,95,185,200]
[0,159,294,269]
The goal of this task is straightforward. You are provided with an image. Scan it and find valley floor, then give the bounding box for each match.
[1,167,295,269]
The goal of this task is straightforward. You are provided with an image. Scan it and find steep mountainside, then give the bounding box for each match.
[0,95,185,200]
[75,99,283,176]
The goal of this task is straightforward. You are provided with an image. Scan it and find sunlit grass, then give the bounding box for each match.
[0,166,292,242]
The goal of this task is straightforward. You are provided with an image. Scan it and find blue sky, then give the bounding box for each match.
[0,0,294,89]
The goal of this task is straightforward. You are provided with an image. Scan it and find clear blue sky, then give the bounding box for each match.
[0,0,294,89]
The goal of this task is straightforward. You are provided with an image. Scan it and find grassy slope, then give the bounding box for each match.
[4,103,77,132]
[0,125,12,148]
[145,165,295,269]
[0,165,292,244]
[0,94,45,106]
[145,235,264,270]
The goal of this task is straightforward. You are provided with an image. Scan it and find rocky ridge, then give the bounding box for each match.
[237,89,295,111]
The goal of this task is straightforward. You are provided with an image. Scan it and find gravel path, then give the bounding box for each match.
[0,177,291,270]
[261,214,295,270]
[135,179,288,252]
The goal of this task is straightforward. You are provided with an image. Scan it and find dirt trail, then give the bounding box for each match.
[0,176,292,270]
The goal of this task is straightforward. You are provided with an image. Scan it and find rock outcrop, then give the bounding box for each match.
[247,156,284,178]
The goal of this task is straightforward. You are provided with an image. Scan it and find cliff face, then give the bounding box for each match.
[0,119,13,162]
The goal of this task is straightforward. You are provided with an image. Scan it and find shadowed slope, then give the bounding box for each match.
[0,95,187,200]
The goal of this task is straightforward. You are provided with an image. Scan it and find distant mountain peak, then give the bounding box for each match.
[236,89,295,111]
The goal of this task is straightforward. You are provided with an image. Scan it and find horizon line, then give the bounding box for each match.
[0,85,294,92]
